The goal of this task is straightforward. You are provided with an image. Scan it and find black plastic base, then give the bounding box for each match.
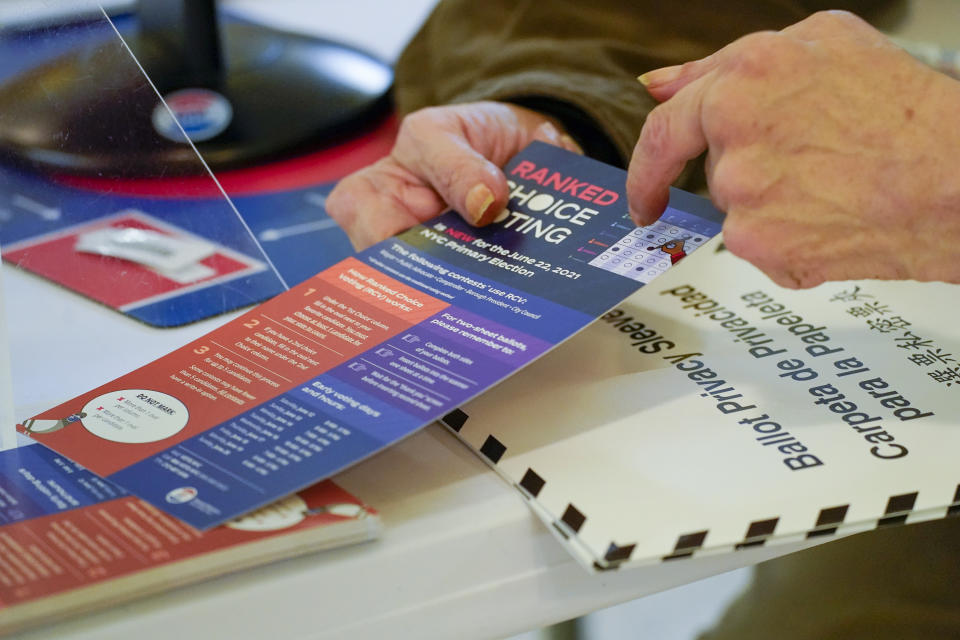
[0,21,393,177]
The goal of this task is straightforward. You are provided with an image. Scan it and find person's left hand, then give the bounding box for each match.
[326,101,580,250]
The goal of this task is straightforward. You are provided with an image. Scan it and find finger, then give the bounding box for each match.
[560,134,584,155]
[627,74,711,226]
[639,51,722,102]
[326,159,446,250]
[641,27,809,103]
[642,14,879,106]
[392,112,510,227]
[530,120,584,155]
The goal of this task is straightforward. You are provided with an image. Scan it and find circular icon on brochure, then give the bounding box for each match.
[152,88,233,143]
[226,495,370,532]
[227,494,309,532]
[323,503,367,518]
[165,487,198,504]
[81,390,189,444]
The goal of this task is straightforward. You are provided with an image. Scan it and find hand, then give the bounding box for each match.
[326,101,581,250]
[628,11,960,288]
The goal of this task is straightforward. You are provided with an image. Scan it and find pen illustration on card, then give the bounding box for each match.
[21,412,86,435]
[18,143,724,529]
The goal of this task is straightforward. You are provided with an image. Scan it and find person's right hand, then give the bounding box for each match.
[326,101,581,250]
[628,11,960,288]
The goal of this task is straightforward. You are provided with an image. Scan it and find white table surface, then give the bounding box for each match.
[1,3,820,638]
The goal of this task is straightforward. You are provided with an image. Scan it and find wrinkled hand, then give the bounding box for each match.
[629,11,960,288]
[326,101,580,250]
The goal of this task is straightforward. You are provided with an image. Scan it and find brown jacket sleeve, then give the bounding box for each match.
[395,0,897,167]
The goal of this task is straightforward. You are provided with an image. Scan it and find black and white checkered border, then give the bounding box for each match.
[440,410,960,570]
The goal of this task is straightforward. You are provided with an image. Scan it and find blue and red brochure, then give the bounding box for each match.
[18,143,724,529]
[0,440,378,633]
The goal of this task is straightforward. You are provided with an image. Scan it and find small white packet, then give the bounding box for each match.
[75,227,216,271]
[149,261,218,284]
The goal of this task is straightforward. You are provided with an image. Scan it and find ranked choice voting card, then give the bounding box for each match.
[17,143,724,529]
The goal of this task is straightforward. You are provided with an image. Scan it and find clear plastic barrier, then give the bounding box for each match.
[0,1,289,427]
[0,264,13,449]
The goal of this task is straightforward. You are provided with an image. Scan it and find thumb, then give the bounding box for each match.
[391,103,579,227]
[392,126,508,226]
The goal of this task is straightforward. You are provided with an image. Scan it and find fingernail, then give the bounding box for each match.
[536,121,561,142]
[638,65,682,88]
[561,134,583,154]
[466,183,495,224]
